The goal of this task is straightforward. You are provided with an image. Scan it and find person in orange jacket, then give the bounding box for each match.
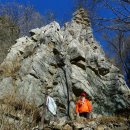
[76,92,92,118]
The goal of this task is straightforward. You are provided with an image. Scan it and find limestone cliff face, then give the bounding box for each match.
[0,8,130,119]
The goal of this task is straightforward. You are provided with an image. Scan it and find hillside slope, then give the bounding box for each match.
[0,8,130,130]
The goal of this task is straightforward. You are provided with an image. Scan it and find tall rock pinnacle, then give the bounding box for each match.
[0,8,130,123]
[73,8,90,26]
[73,8,95,45]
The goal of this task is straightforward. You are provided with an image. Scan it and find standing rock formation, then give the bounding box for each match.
[0,8,130,121]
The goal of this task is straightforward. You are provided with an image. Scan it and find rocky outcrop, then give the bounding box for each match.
[47,116,129,130]
[0,8,130,123]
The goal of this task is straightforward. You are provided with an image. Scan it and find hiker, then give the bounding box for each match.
[76,92,92,119]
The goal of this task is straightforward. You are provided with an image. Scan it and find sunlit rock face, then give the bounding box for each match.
[0,8,130,119]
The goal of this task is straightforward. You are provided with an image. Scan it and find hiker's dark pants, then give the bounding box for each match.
[79,112,89,118]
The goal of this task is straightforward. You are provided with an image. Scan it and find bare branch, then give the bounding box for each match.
[122,0,130,4]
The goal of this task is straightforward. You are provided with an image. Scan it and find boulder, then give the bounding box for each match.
[0,9,130,123]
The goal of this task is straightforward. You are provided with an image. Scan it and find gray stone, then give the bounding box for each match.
[63,124,72,130]
[83,127,93,130]
[68,39,85,61]
[73,122,86,129]
[0,9,130,124]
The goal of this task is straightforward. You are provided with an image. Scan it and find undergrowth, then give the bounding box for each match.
[0,57,21,77]
[0,94,41,130]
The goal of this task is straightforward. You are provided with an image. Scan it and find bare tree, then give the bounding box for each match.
[0,16,19,63]
[0,2,45,36]
[44,11,55,24]
[94,0,130,85]
[0,2,56,63]
[0,2,46,63]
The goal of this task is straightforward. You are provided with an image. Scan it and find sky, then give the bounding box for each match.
[0,0,74,23]
[28,0,73,22]
[0,0,121,50]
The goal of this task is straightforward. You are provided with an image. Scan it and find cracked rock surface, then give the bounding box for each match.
[0,9,130,121]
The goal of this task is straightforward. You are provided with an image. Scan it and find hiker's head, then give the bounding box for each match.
[80,92,86,99]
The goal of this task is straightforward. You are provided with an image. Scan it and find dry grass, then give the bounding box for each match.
[0,94,41,130]
[0,58,21,77]
[0,56,42,130]
[1,95,128,130]
[98,115,127,125]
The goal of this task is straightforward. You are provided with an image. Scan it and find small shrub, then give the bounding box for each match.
[0,57,21,77]
[98,116,126,125]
